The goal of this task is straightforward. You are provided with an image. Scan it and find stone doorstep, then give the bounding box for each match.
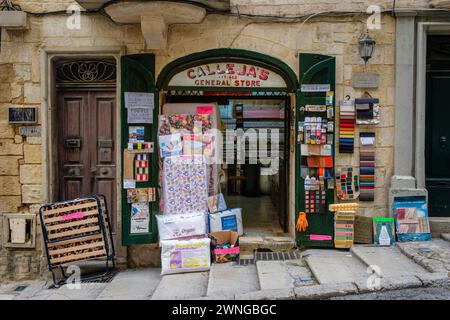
[239,236,296,255]
[441,233,450,242]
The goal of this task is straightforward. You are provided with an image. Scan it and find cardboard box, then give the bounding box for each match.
[353,215,373,244]
[209,230,239,263]
[209,208,243,235]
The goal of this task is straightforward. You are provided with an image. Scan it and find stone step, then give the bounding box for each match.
[239,236,295,255]
[256,259,315,290]
[206,262,259,298]
[441,233,450,242]
[396,239,450,273]
[303,249,369,284]
[350,245,428,277]
[151,272,209,300]
[96,269,161,300]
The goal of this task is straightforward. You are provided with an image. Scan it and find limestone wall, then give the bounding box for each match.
[0,6,396,280]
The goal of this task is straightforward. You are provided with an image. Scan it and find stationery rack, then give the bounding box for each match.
[39,194,115,287]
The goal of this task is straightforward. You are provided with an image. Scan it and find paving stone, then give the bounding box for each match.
[235,288,295,300]
[207,263,259,298]
[257,261,294,290]
[415,272,450,288]
[294,282,357,300]
[0,294,15,300]
[27,283,108,300]
[305,251,368,284]
[351,245,428,276]
[396,240,450,273]
[151,272,209,300]
[96,268,161,300]
[441,234,450,242]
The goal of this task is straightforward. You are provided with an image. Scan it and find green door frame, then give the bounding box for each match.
[156,48,298,92]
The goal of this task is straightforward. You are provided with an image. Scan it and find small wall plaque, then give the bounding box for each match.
[301,84,331,92]
[8,107,37,124]
[19,126,41,137]
[353,73,380,89]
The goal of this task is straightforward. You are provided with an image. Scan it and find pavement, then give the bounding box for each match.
[0,238,449,300]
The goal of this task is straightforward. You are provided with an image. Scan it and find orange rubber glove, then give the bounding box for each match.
[296,212,308,232]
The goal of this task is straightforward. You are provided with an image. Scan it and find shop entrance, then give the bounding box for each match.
[426,35,450,217]
[164,93,291,236]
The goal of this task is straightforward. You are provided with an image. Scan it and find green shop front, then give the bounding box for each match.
[120,49,338,253]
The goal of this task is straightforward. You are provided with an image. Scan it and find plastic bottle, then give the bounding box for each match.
[379,223,391,246]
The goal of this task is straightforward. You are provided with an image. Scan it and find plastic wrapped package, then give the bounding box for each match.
[156,211,207,241]
[160,238,211,275]
[208,208,244,236]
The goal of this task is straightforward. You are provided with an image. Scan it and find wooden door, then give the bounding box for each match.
[57,90,117,230]
[426,36,450,217]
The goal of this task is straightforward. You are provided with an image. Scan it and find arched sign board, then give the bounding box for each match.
[167,61,289,90]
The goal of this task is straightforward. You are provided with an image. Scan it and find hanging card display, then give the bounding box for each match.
[336,167,360,200]
[359,132,375,201]
[129,126,145,142]
[339,98,355,153]
[127,188,156,203]
[135,154,149,182]
[130,203,150,234]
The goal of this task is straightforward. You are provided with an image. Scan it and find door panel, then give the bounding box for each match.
[426,69,450,217]
[57,90,117,230]
[296,53,335,247]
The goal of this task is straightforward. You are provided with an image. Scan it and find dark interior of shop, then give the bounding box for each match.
[164,93,291,237]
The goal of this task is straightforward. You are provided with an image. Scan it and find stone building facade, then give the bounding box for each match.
[0,0,449,281]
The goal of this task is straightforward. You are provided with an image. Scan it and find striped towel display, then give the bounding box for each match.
[135,154,149,182]
[339,99,355,153]
[359,132,375,201]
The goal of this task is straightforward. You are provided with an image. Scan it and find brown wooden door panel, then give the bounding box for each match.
[57,90,117,233]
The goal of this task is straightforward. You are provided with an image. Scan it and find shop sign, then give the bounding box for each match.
[168,62,287,88]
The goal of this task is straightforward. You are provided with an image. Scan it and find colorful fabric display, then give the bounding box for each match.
[355,98,380,125]
[135,154,149,182]
[304,176,326,214]
[336,167,360,200]
[162,155,208,214]
[359,132,375,201]
[339,99,355,153]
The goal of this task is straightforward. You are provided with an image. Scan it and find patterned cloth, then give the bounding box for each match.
[163,155,208,214]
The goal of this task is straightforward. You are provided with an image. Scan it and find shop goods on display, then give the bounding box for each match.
[162,155,208,215]
[393,196,431,242]
[156,212,207,242]
[338,98,355,154]
[39,195,115,286]
[359,132,375,201]
[334,210,355,249]
[304,176,326,215]
[160,237,211,275]
[355,98,380,125]
[159,133,182,158]
[336,167,360,200]
[127,188,156,203]
[206,193,227,213]
[210,230,240,263]
[373,217,395,246]
[208,208,244,236]
[134,154,149,182]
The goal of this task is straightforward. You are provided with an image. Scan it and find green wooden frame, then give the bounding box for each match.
[295,53,336,248]
[157,48,298,92]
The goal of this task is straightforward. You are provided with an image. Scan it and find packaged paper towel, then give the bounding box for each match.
[208,208,243,236]
[156,211,207,241]
[160,238,211,275]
